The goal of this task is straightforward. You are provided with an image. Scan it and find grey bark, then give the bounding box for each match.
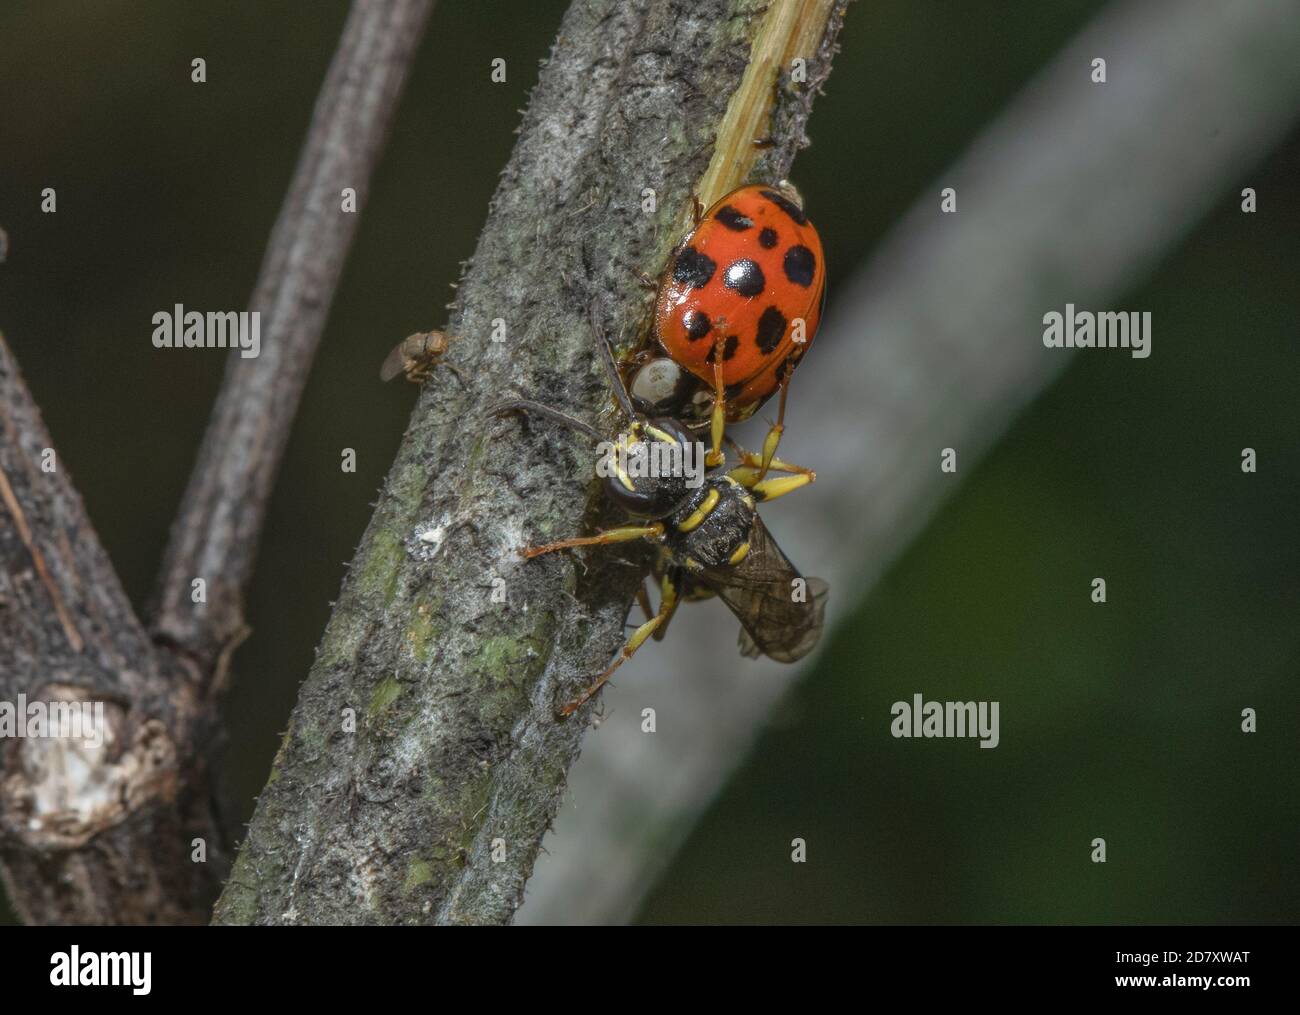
[518,0,1300,923]
[0,0,432,923]
[213,0,851,925]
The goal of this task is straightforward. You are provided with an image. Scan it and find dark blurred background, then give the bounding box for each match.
[1,0,1295,924]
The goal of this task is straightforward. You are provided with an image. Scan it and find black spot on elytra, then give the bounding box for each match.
[723,258,765,297]
[683,309,712,341]
[755,306,787,354]
[759,227,778,249]
[673,246,716,289]
[760,189,808,225]
[714,205,754,231]
[783,244,816,288]
[706,334,739,364]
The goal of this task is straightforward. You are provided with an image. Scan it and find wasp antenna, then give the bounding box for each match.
[588,299,637,422]
[487,399,601,441]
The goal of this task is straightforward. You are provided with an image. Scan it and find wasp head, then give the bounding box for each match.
[599,417,702,517]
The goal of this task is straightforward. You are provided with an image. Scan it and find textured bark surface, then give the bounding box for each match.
[214,0,850,925]
[0,336,225,924]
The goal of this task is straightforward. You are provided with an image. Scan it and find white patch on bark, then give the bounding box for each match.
[0,685,178,849]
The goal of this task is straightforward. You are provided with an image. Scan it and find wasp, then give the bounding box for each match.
[491,307,828,718]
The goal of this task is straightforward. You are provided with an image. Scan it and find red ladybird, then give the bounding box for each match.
[651,183,826,426]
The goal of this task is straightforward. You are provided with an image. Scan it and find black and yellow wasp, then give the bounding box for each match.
[491,308,828,717]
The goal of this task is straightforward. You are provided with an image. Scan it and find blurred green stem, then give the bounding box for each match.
[518,0,1300,924]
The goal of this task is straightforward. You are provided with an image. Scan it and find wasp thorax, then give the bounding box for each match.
[596,418,704,517]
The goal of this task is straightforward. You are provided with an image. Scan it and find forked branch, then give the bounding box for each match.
[0,0,433,924]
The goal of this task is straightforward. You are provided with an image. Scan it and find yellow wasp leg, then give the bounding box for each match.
[748,473,814,503]
[635,581,656,624]
[522,523,664,560]
[724,432,814,487]
[754,377,791,483]
[728,456,816,488]
[650,571,681,642]
[558,571,681,717]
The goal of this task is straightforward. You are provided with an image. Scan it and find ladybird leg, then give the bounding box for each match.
[707,350,727,468]
[558,570,680,717]
[522,523,664,560]
[691,194,704,226]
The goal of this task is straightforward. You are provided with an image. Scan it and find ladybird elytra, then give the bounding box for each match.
[653,183,826,417]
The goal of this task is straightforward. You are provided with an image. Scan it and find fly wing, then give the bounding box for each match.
[695,514,829,663]
[379,341,409,382]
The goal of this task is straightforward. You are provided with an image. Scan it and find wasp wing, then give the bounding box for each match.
[693,514,829,663]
